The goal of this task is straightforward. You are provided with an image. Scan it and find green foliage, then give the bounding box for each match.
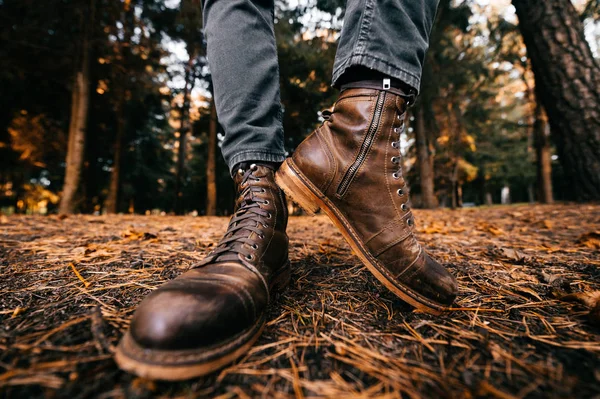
[0,0,576,212]
[276,5,339,150]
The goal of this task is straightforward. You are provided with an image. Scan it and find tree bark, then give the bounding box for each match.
[205,97,218,216]
[533,102,554,204]
[413,105,437,208]
[173,56,194,215]
[59,2,93,214]
[105,4,134,214]
[450,161,459,210]
[105,101,125,214]
[513,0,600,201]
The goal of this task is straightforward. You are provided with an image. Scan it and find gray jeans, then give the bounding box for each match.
[202,0,439,172]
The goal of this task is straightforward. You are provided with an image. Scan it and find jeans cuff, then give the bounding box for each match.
[332,54,421,94]
[228,150,287,174]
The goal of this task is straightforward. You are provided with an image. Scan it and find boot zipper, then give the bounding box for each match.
[336,91,386,197]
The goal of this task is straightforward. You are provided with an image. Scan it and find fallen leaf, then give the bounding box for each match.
[488,226,505,236]
[537,219,553,229]
[540,271,569,291]
[477,222,505,236]
[421,226,445,234]
[492,247,529,262]
[559,291,600,308]
[576,231,600,249]
[559,291,600,326]
[121,229,157,240]
[70,247,87,255]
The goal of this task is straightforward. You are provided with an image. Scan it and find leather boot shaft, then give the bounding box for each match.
[279,88,457,312]
[115,164,290,380]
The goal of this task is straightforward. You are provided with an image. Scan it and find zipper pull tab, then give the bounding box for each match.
[383,78,391,90]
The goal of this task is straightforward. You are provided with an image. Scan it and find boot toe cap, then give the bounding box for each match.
[397,252,458,307]
[129,273,264,350]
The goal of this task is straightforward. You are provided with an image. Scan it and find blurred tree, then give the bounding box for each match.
[97,0,177,214]
[533,101,553,204]
[513,0,600,201]
[59,0,94,214]
[276,3,339,150]
[0,0,82,211]
[412,106,437,208]
[104,0,134,214]
[172,0,206,215]
[411,0,471,208]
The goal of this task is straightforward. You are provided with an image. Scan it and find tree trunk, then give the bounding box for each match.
[513,0,600,201]
[413,105,437,208]
[105,101,125,214]
[105,4,135,214]
[58,2,93,214]
[450,161,459,210]
[533,102,554,204]
[205,97,218,216]
[173,57,194,215]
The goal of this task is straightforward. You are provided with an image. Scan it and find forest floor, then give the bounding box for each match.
[1,204,599,399]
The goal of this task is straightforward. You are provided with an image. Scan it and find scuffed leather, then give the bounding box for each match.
[292,88,458,306]
[129,165,289,351]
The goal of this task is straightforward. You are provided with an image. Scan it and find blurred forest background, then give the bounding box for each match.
[0,0,599,216]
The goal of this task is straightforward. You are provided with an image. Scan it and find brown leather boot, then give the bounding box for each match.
[276,88,457,314]
[115,164,290,380]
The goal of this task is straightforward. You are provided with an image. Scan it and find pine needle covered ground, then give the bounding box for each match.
[1,204,599,398]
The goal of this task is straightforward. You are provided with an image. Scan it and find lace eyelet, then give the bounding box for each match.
[407,218,414,227]
[246,254,255,261]
[266,212,272,219]
[391,156,399,164]
[251,243,258,250]
[391,142,399,149]
[261,188,266,193]
[401,203,408,211]
[258,234,264,239]
[250,164,258,171]
[393,128,399,133]
[392,172,400,179]
[397,188,404,196]
[263,200,270,205]
[397,114,402,120]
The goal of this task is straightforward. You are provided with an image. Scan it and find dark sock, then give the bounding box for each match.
[336,66,416,97]
[232,161,281,176]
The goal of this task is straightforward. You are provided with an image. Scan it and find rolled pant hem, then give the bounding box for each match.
[228,150,287,173]
[332,53,421,93]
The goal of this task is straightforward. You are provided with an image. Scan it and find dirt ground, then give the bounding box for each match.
[1,204,599,398]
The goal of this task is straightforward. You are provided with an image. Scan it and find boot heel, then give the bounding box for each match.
[276,159,321,215]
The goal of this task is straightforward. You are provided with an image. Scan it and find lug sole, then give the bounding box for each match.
[114,323,264,381]
[114,262,291,381]
[276,159,446,315]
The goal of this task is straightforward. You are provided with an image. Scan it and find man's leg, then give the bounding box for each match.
[115,0,290,380]
[333,0,438,92]
[276,0,459,314]
[203,0,286,171]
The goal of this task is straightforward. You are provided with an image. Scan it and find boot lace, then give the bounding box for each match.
[198,164,272,266]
